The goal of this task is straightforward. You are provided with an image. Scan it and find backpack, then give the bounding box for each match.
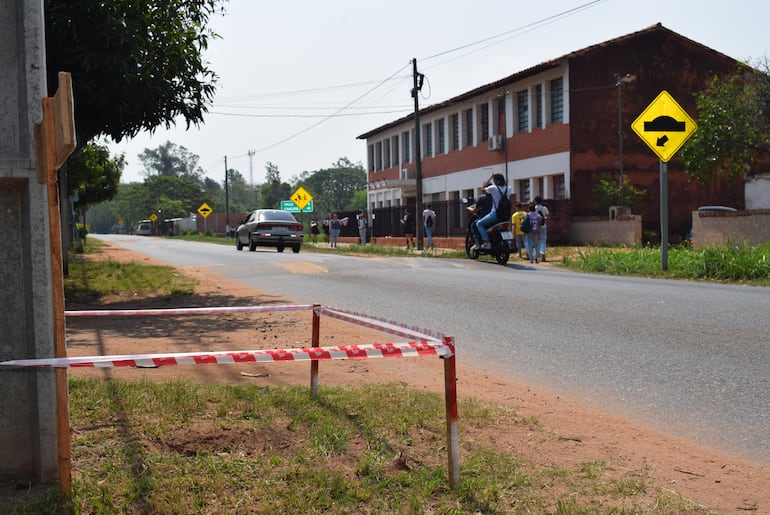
[426,215,433,227]
[520,214,532,234]
[495,187,511,221]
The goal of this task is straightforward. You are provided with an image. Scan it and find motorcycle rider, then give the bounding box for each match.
[472,173,512,250]
[468,191,493,248]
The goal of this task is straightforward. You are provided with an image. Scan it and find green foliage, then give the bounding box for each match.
[592,173,646,214]
[66,141,125,209]
[138,141,203,179]
[75,223,89,240]
[680,62,770,183]
[56,378,709,514]
[562,242,770,284]
[44,0,224,146]
[64,258,197,301]
[294,157,367,215]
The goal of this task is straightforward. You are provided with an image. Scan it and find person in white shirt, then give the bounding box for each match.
[422,205,436,249]
[473,174,512,250]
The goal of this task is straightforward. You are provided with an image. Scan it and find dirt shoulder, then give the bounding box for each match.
[65,241,769,513]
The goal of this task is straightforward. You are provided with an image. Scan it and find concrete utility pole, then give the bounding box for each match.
[411,58,425,250]
[0,0,68,487]
[247,149,255,186]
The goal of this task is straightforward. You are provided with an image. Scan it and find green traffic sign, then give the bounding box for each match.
[281,200,314,213]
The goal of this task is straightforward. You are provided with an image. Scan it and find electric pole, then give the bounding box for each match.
[247,149,255,186]
[412,58,425,250]
[224,155,230,237]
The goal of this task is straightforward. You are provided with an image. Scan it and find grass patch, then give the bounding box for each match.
[559,242,770,285]
[0,378,713,514]
[64,258,197,302]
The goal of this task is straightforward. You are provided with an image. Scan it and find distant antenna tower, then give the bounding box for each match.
[247,149,255,185]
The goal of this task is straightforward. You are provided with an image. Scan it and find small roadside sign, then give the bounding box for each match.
[149,213,158,222]
[631,90,697,162]
[290,187,313,211]
[281,200,314,213]
[197,202,213,218]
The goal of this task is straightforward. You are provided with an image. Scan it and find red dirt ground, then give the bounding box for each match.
[64,242,769,513]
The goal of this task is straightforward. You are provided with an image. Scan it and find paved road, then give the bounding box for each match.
[93,235,770,465]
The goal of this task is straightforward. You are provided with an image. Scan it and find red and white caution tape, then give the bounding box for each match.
[0,341,452,369]
[315,305,445,343]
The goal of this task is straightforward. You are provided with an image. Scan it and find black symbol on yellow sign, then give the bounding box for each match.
[632,90,697,162]
[197,203,213,218]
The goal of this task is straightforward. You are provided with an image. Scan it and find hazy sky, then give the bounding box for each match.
[108,0,770,185]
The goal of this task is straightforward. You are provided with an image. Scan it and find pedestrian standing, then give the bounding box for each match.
[511,203,527,258]
[357,211,368,245]
[322,213,331,243]
[422,205,436,249]
[524,205,542,263]
[401,208,415,249]
[534,196,550,262]
[310,216,320,243]
[329,213,341,248]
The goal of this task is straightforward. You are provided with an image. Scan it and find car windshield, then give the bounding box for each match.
[258,211,297,222]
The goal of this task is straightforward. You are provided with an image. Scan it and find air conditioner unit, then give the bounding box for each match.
[487,134,503,151]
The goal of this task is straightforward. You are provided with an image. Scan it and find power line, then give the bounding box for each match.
[254,62,412,153]
[251,1,607,152]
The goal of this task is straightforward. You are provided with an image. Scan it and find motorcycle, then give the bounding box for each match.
[463,198,514,265]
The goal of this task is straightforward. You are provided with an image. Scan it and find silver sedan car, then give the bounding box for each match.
[235,209,304,253]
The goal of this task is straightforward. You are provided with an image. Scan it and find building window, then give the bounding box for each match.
[535,84,543,129]
[392,136,399,168]
[437,118,446,153]
[375,141,382,170]
[480,102,489,142]
[384,139,391,168]
[402,131,411,163]
[554,174,566,199]
[518,178,530,202]
[517,90,528,132]
[551,77,564,123]
[451,113,459,150]
[464,108,474,147]
[424,122,433,158]
[368,145,374,172]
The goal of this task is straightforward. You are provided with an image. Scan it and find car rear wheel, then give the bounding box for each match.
[248,234,257,251]
[277,245,285,253]
[292,245,301,253]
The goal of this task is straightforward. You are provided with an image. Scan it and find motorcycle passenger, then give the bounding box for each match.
[472,173,512,251]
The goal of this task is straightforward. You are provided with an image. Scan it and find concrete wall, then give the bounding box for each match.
[568,216,642,246]
[0,0,59,483]
[690,210,770,248]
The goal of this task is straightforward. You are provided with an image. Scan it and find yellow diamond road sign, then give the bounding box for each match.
[290,187,313,211]
[632,90,697,162]
[197,202,213,218]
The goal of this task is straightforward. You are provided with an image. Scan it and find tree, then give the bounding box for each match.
[259,162,291,209]
[143,175,206,218]
[294,157,367,215]
[680,62,770,183]
[139,141,203,179]
[593,173,646,215]
[44,0,223,147]
[67,141,125,210]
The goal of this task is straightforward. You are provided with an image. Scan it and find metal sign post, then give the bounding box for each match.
[631,90,697,271]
